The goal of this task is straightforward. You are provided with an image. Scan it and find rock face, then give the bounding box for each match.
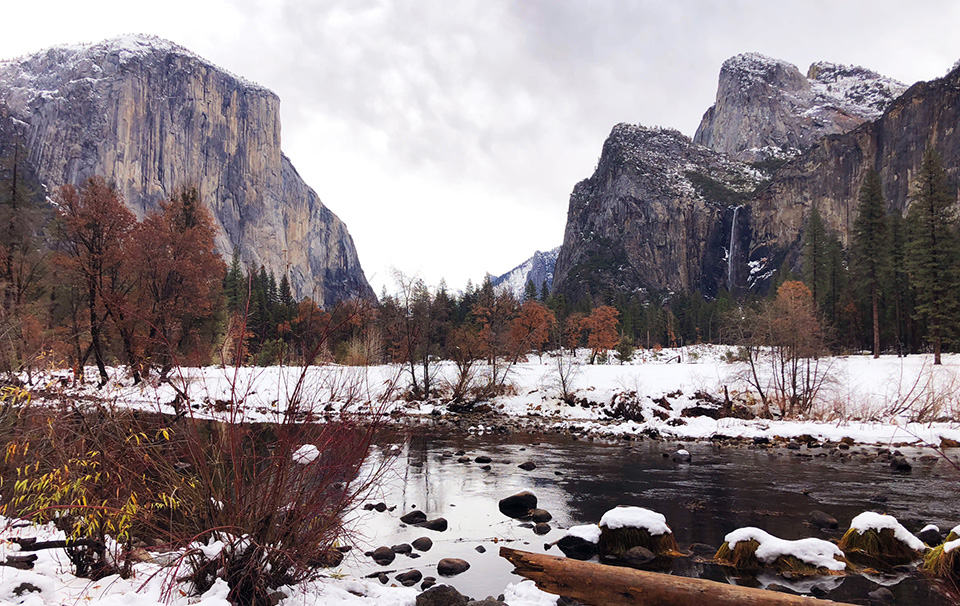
[748,63,960,269]
[552,124,765,300]
[554,53,960,302]
[491,247,559,298]
[0,34,374,305]
[694,53,906,162]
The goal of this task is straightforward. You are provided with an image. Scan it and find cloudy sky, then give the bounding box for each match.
[3,1,960,293]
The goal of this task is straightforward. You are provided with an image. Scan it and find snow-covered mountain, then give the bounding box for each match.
[491,247,560,299]
[694,52,907,161]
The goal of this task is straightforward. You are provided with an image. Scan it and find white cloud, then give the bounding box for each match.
[3,0,960,293]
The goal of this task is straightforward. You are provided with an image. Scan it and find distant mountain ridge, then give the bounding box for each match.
[491,247,559,299]
[0,34,374,305]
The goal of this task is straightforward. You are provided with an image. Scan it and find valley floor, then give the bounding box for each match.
[5,346,960,605]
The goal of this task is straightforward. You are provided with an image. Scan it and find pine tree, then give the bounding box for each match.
[851,169,889,357]
[539,280,549,302]
[905,148,960,365]
[224,249,244,312]
[523,279,537,302]
[803,207,828,308]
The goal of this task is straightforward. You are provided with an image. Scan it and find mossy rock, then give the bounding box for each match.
[923,533,960,585]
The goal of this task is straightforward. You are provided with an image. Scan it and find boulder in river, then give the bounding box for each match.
[437,558,471,576]
[530,509,553,523]
[401,510,428,525]
[418,518,449,532]
[498,491,537,519]
[396,570,423,586]
[412,536,434,552]
[371,546,395,565]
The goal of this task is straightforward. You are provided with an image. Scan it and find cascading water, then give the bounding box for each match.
[727,205,742,292]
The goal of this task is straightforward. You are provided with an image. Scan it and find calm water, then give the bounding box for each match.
[342,429,960,604]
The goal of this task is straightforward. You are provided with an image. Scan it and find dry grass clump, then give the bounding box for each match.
[598,526,679,558]
[838,527,924,566]
[714,539,847,576]
[923,543,960,581]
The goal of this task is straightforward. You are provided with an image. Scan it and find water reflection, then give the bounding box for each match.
[340,430,958,604]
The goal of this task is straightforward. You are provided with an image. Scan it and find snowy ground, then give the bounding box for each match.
[0,515,555,606]
[31,345,960,447]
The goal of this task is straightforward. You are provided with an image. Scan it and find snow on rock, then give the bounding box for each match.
[724,527,845,571]
[564,524,602,544]
[0,569,57,604]
[599,506,671,535]
[849,512,925,551]
[945,539,960,554]
[293,444,321,464]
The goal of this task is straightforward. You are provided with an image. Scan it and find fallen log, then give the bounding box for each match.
[500,546,856,606]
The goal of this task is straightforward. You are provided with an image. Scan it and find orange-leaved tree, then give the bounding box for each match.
[126,188,226,376]
[54,177,136,386]
[583,305,620,364]
[509,299,555,363]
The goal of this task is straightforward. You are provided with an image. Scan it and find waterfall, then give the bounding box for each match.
[727,205,742,292]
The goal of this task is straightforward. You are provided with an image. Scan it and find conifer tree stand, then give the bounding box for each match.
[500,547,855,606]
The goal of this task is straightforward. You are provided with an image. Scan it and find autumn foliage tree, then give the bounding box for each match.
[54,177,137,386]
[126,188,226,374]
[509,300,555,363]
[583,305,620,363]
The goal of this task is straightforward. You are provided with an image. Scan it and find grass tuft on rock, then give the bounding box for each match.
[598,526,679,558]
[923,540,960,586]
[714,539,846,576]
[838,527,923,566]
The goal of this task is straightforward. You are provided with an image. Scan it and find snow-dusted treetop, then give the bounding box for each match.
[848,511,925,552]
[599,506,671,535]
[724,527,846,571]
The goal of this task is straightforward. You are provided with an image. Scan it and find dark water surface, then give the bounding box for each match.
[343,430,960,604]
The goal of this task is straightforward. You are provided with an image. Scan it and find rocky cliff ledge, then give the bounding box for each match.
[0,34,374,305]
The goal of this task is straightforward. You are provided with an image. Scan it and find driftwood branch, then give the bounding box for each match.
[500,546,855,606]
[12,538,105,552]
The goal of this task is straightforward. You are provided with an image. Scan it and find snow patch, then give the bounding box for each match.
[564,524,602,544]
[849,512,925,552]
[599,506,671,535]
[293,444,320,464]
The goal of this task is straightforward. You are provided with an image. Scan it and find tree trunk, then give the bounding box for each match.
[871,284,880,359]
[500,547,855,606]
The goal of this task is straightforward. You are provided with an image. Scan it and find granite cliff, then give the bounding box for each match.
[554,53,955,301]
[552,124,765,300]
[694,53,906,162]
[0,35,374,306]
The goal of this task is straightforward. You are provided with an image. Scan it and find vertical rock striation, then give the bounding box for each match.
[0,34,374,305]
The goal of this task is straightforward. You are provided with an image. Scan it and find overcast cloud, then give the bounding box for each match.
[2,1,960,293]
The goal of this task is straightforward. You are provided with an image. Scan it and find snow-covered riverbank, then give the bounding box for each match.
[29,346,960,447]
